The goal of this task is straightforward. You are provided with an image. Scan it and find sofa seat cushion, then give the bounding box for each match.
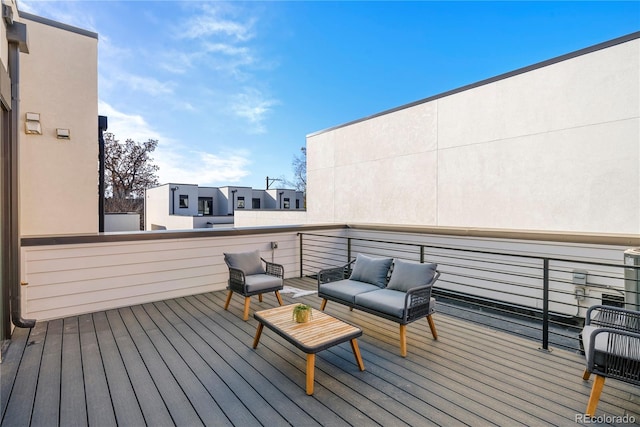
[355,289,407,319]
[244,274,283,293]
[355,290,437,319]
[349,254,393,288]
[319,279,380,304]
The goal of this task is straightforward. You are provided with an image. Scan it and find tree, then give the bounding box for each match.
[104,132,160,227]
[291,146,306,193]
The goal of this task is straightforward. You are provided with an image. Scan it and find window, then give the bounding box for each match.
[296,199,300,209]
[179,195,188,208]
[198,197,213,216]
[237,196,245,209]
[252,198,261,209]
[283,198,290,209]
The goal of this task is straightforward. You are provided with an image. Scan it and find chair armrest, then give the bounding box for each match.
[262,258,284,278]
[317,260,355,286]
[585,305,640,331]
[584,327,640,383]
[228,267,247,292]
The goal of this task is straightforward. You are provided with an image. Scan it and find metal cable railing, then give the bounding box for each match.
[298,232,638,353]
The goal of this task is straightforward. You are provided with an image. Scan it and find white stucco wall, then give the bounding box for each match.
[19,16,98,236]
[307,36,640,235]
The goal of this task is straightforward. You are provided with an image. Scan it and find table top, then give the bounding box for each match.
[254,304,362,353]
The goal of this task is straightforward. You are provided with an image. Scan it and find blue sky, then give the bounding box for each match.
[19,1,640,189]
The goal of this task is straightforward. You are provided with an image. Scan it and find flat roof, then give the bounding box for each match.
[19,11,98,39]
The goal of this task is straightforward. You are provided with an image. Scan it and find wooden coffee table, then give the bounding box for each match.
[253,304,365,395]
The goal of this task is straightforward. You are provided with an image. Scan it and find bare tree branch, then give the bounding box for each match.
[103,132,160,229]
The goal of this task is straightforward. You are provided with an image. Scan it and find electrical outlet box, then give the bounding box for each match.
[271,242,278,249]
[572,269,588,286]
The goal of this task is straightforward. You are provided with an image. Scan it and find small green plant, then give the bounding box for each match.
[292,304,313,323]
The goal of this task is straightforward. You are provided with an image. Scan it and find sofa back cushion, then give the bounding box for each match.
[349,254,393,288]
[387,259,437,292]
[224,250,266,275]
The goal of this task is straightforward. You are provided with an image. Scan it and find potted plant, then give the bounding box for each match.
[292,304,313,323]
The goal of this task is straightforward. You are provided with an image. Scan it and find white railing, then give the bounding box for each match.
[20,225,337,321]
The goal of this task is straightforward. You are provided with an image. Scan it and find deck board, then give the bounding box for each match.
[31,319,62,427]
[2,277,639,426]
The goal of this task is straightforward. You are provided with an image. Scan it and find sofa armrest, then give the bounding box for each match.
[262,258,284,279]
[317,260,355,287]
[403,283,434,322]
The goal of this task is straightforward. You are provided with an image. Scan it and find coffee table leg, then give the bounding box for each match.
[306,353,315,395]
[350,339,365,371]
[252,323,264,349]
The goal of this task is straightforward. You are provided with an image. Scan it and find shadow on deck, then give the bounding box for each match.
[2,277,639,426]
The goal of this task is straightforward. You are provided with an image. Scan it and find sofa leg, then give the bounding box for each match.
[586,375,605,416]
[243,297,251,321]
[320,299,327,311]
[582,368,591,381]
[259,294,263,303]
[275,290,283,306]
[224,290,233,310]
[399,324,407,357]
[427,314,438,340]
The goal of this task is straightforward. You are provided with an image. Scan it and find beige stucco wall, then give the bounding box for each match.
[18,16,98,235]
[307,37,640,235]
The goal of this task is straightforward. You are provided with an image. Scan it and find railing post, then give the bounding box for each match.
[347,237,352,264]
[542,258,550,350]
[420,245,425,263]
[299,233,303,278]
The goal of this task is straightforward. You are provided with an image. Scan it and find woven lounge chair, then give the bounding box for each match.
[223,250,284,320]
[581,305,640,416]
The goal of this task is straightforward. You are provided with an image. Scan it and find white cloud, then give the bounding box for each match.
[231,88,278,134]
[99,100,163,142]
[111,71,175,96]
[98,101,251,186]
[179,3,256,42]
[158,150,252,186]
[19,1,98,32]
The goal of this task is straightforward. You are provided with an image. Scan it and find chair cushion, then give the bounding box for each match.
[349,254,393,288]
[387,259,437,292]
[224,250,265,275]
[355,289,407,319]
[319,279,380,304]
[244,274,283,293]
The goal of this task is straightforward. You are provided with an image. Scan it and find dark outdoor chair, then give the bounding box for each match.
[223,250,284,320]
[580,305,640,416]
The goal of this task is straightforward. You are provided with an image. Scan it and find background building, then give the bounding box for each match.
[145,183,304,230]
[18,12,99,236]
[305,33,639,236]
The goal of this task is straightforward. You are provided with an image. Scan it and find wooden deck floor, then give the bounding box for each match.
[2,277,639,426]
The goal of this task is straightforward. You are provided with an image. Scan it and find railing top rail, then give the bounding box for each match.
[298,231,639,270]
[22,224,347,247]
[345,224,640,247]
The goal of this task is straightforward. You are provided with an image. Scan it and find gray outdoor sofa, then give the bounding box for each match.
[318,254,440,357]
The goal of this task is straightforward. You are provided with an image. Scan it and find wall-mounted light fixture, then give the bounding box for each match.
[56,128,70,139]
[2,4,14,25]
[25,112,42,135]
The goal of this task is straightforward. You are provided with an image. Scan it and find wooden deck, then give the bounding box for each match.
[2,277,639,426]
